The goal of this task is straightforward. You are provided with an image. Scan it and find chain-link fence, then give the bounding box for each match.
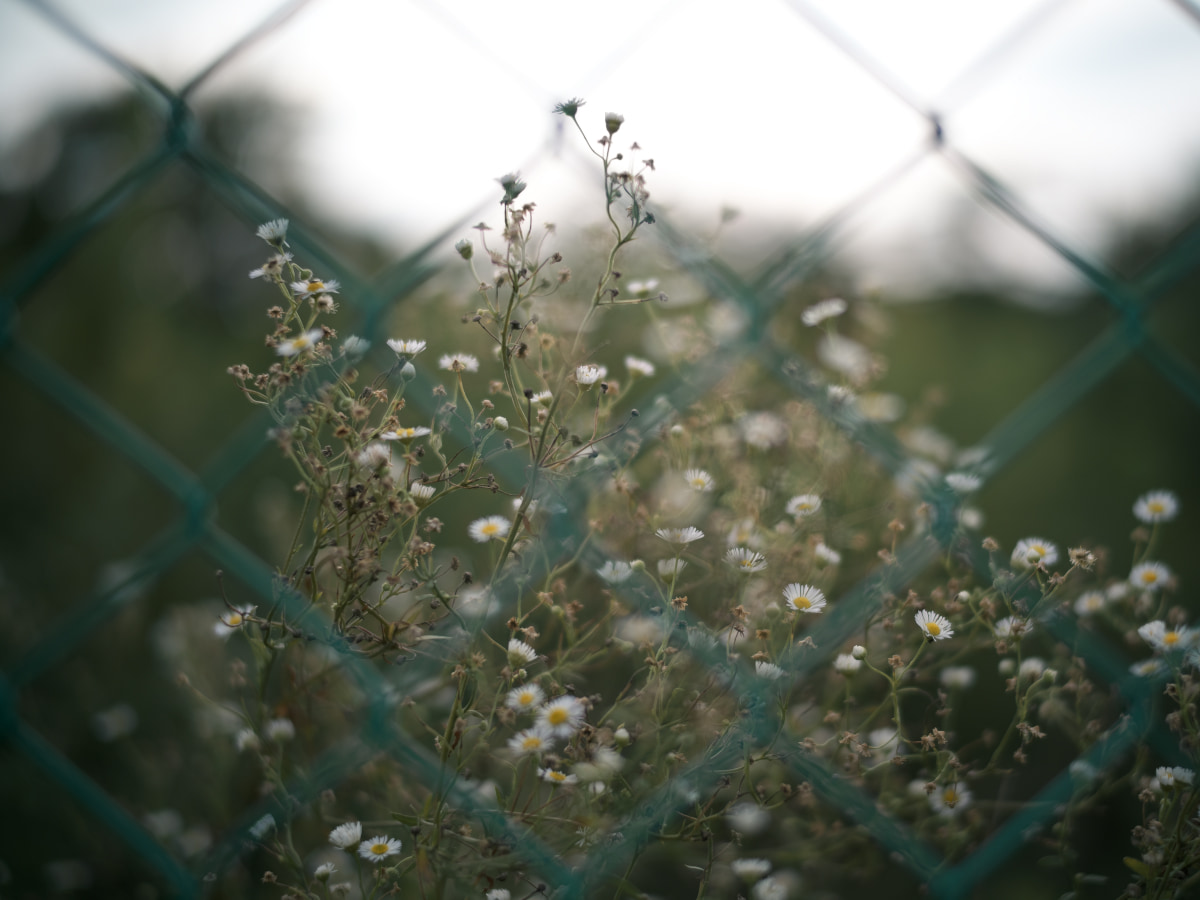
[3,0,1200,897]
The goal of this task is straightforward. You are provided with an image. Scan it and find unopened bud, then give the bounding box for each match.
[493,416,509,432]
[454,239,473,260]
[604,112,624,135]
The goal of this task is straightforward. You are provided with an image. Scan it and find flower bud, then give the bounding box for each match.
[493,416,509,432]
[400,362,416,380]
[454,239,473,260]
[604,112,624,135]
[852,644,867,659]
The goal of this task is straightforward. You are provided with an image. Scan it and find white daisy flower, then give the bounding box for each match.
[409,481,435,501]
[486,891,511,900]
[731,858,772,881]
[1130,657,1167,677]
[539,768,578,786]
[314,862,337,880]
[508,726,553,756]
[439,352,479,373]
[658,558,688,581]
[945,472,982,494]
[814,542,841,566]
[340,335,370,360]
[625,356,655,377]
[755,661,785,680]
[1134,490,1179,524]
[530,389,553,405]
[1156,766,1195,789]
[575,364,607,386]
[355,443,390,468]
[213,605,255,638]
[329,821,362,849]
[386,338,426,358]
[752,874,791,900]
[358,836,402,862]
[249,814,276,839]
[726,802,770,836]
[801,297,848,327]
[929,783,971,815]
[683,468,714,492]
[817,333,871,380]
[234,728,260,752]
[833,653,861,673]
[739,411,788,449]
[656,526,704,545]
[1107,582,1132,601]
[959,506,985,530]
[1011,537,1058,569]
[783,583,826,613]
[276,329,324,357]
[1130,561,1171,592]
[994,617,1032,641]
[290,277,339,299]
[507,639,538,666]
[264,718,295,742]
[469,515,511,543]
[1074,591,1106,616]
[915,610,953,641]
[1138,620,1192,652]
[506,683,545,713]
[726,518,760,548]
[625,278,659,297]
[537,695,586,737]
[380,426,431,442]
[249,252,292,279]
[940,666,976,690]
[1019,657,1047,680]
[256,218,290,244]
[727,547,767,573]
[597,560,633,583]
[785,494,822,517]
[868,728,901,762]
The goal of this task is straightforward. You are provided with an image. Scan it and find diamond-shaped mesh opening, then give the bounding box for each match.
[0,391,178,659]
[945,0,1200,274]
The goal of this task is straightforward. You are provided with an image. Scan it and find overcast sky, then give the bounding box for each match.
[4,0,1200,299]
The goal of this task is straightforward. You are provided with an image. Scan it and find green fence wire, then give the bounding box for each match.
[3,0,1200,897]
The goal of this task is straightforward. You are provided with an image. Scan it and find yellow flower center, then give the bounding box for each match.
[796,597,811,609]
[549,771,566,782]
[371,843,388,855]
[522,736,541,750]
[548,708,569,725]
[481,523,500,536]
[228,613,244,626]
[518,692,535,706]
[1164,632,1179,646]
[927,622,942,636]
[943,789,958,805]
[1142,572,1159,584]
[307,279,325,292]
[1150,502,1164,513]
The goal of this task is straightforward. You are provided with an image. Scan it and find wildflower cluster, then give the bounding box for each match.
[198,107,1198,899]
